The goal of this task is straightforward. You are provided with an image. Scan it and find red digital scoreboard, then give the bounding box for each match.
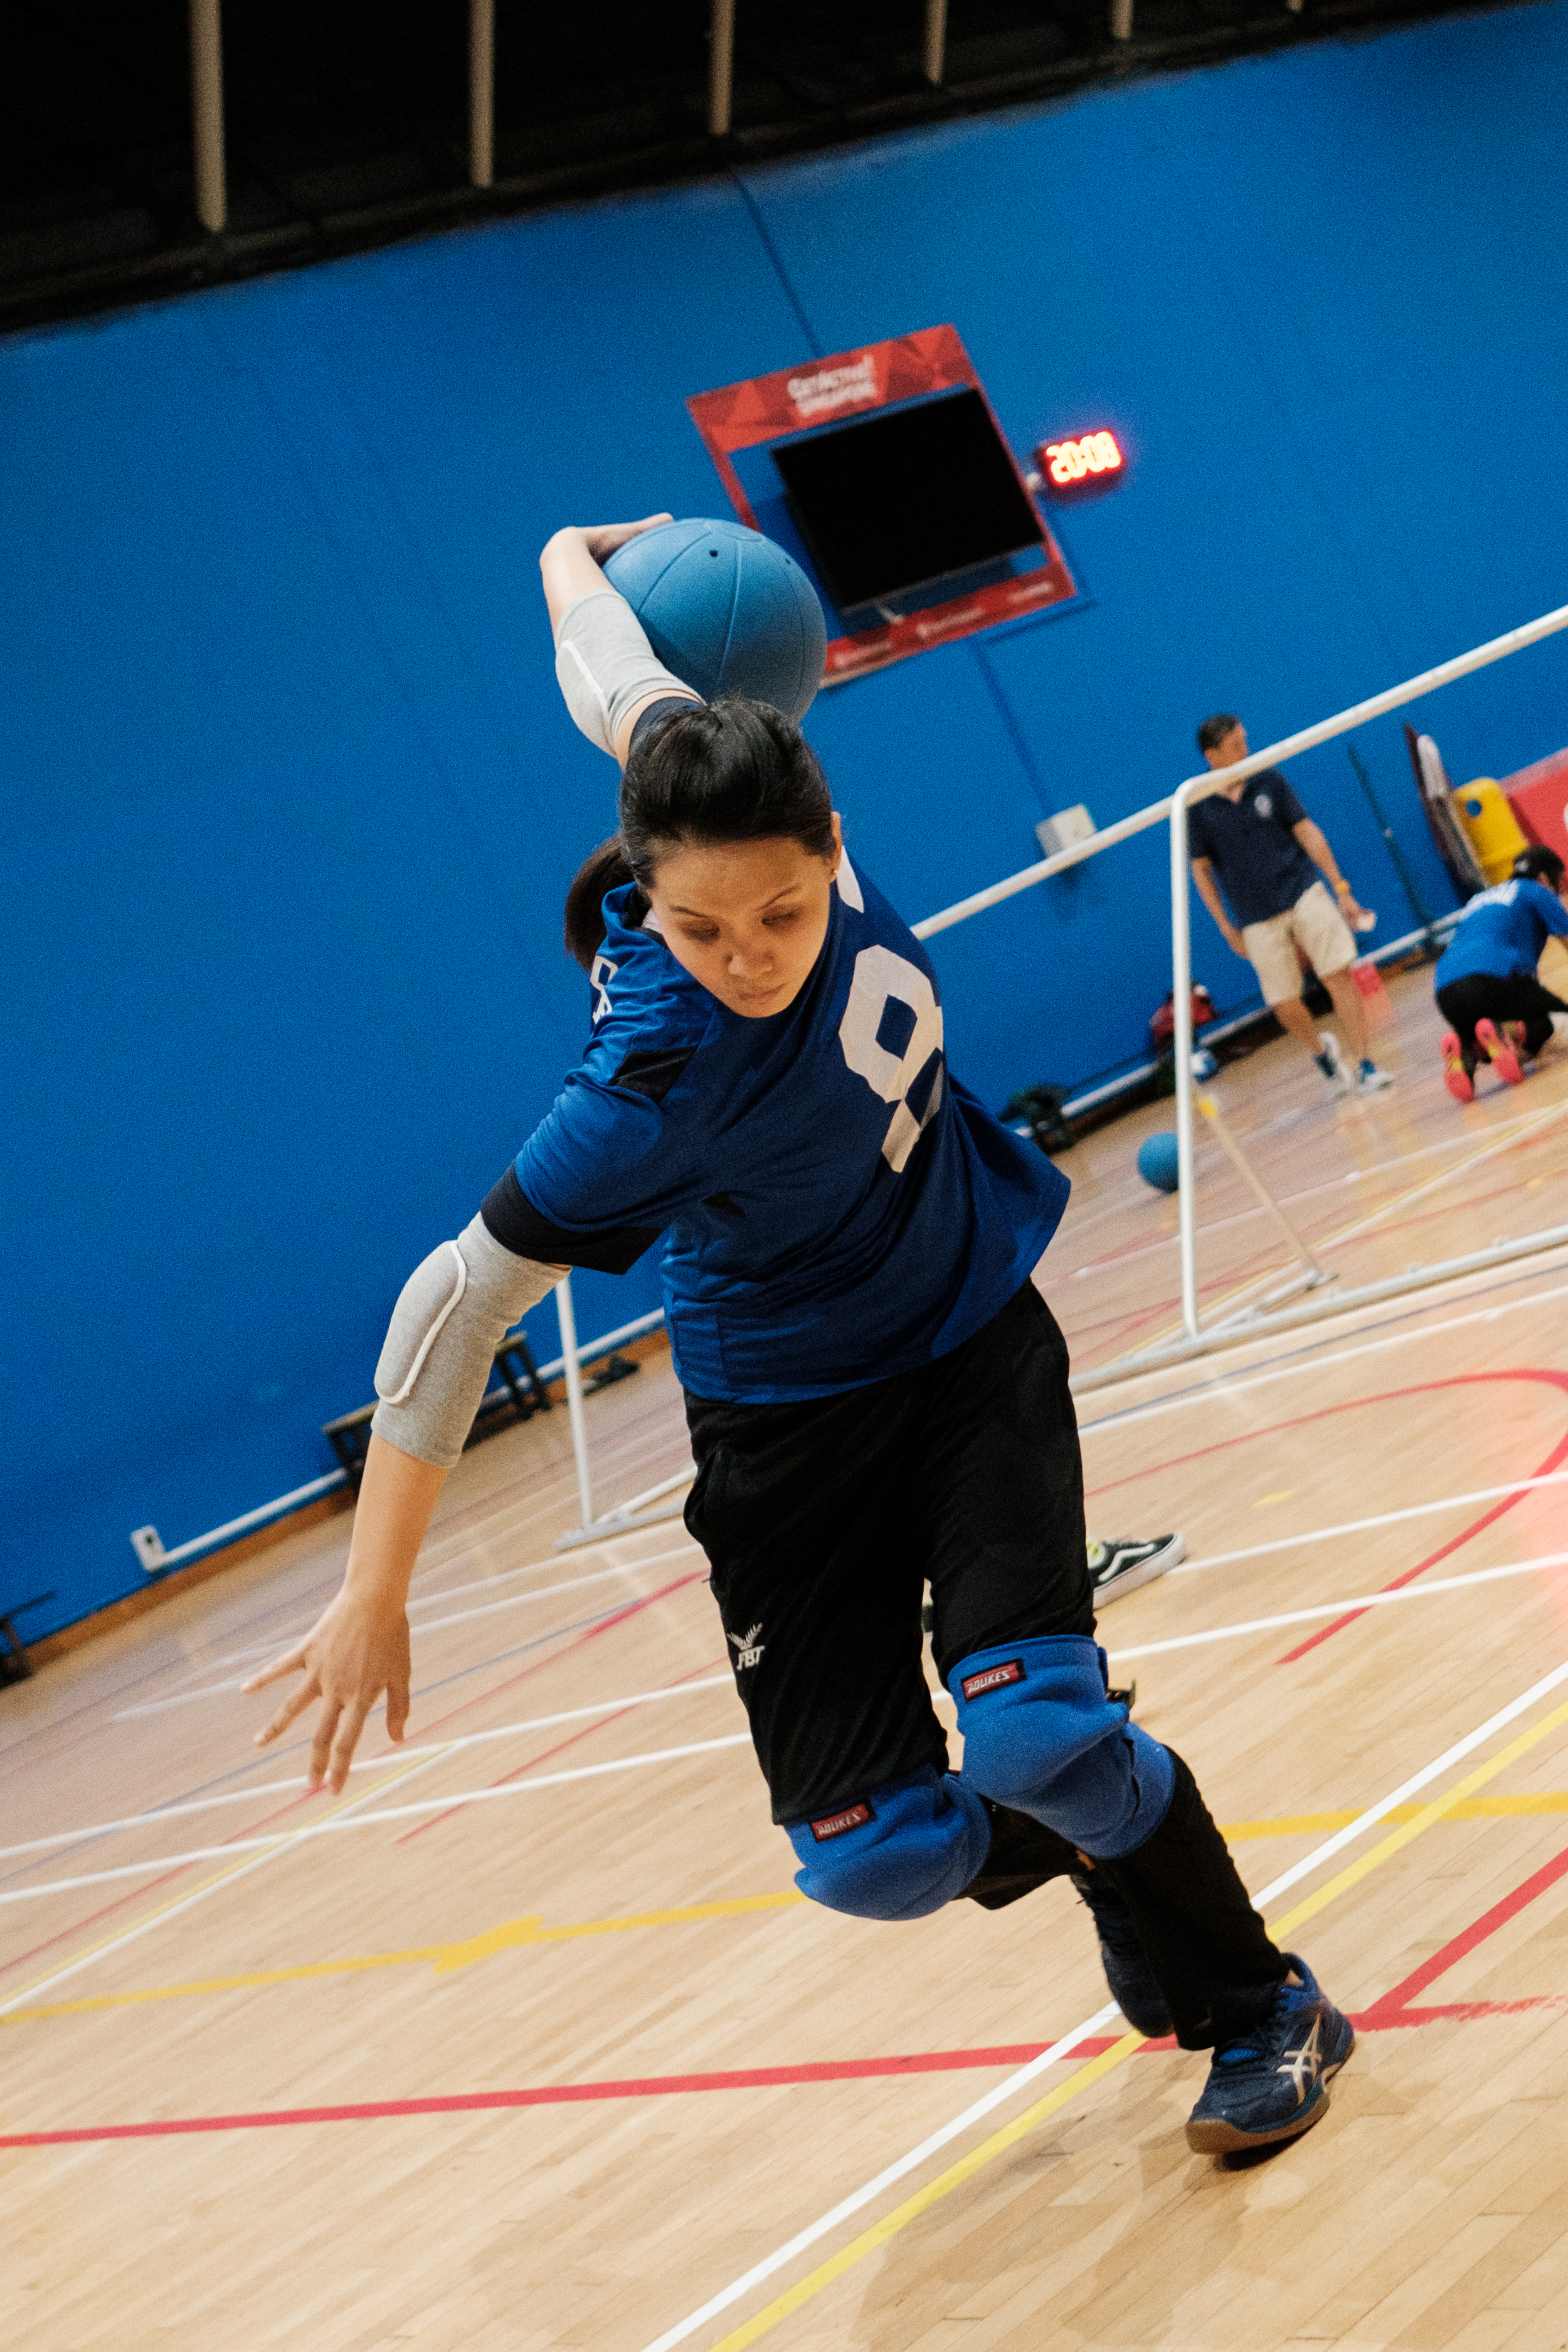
[1036,429,1125,494]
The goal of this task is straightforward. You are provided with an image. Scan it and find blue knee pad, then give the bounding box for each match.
[948,1634,1173,1861]
[787,1769,992,1922]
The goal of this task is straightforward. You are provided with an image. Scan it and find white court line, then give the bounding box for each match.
[408,1539,696,1616]
[0,1674,738,1863]
[0,1737,755,1907]
[1065,1111,1559,1283]
[115,1542,707,1717]
[410,1429,691,1583]
[1174,1472,1568,1574]
[111,1676,251,1717]
[201,1537,701,1674]
[127,1433,696,1704]
[1075,1269,1568,1434]
[0,1744,455,2020]
[29,1552,1568,1905]
[635,1654,1568,2352]
[1107,1552,1568,1662]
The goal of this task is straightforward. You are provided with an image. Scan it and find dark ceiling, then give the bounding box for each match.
[0,0,1522,334]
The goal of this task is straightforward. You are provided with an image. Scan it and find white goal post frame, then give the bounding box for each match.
[912,599,1568,1384]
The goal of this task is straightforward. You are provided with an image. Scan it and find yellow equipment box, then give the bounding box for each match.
[1451,778,1530,886]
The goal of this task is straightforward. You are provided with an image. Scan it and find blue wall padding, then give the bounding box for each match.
[787,1768,992,1919]
[949,1636,1175,1858]
[5,7,1568,1633]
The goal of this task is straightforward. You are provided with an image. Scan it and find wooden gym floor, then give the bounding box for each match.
[7,962,1568,2352]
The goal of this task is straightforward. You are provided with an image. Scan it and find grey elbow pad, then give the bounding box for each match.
[371,1214,566,1471]
[554,589,699,755]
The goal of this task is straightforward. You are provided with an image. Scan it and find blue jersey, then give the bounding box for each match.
[1434,878,1568,986]
[504,855,1070,1402]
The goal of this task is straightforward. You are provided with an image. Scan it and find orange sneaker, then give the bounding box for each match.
[1441,1030,1474,1102]
[1476,1018,1524,1085]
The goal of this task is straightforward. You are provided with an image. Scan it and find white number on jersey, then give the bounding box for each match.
[590,954,619,1025]
[837,945,946,1172]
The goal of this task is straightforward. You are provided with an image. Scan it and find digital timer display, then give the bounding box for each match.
[1035,430,1124,495]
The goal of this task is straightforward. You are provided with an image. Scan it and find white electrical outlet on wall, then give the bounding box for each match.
[1035,805,1097,859]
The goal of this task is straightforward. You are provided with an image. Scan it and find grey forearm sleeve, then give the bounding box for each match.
[370,1214,566,1471]
[553,590,699,755]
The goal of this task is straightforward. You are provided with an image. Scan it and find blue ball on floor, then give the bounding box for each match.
[603,517,827,721]
[1138,1133,1181,1193]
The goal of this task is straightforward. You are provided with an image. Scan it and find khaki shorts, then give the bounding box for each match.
[1242,880,1357,1007]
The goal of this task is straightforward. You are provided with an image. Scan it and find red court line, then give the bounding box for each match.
[0,1733,403,1981]
[3,2042,1153,2147]
[1357,1836,1568,2029]
[12,1992,1565,2150]
[0,1574,711,1981]
[394,1652,733,1844]
[1085,1371,1568,1504]
[0,2046,1094,2146]
[1275,1372,1568,1661]
[0,1865,206,1982]
[1081,1367,1568,1665]
[403,1568,710,1744]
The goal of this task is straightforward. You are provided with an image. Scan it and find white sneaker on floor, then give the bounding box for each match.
[1088,1533,1185,1606]
[1315,1033,1353,1094]
[1355,1058,1394,1094]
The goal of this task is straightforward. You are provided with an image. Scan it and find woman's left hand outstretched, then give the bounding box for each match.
[241,1431,447,1794]
[243,1582,411,1794]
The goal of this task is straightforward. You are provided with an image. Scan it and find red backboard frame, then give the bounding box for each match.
[685,324,1077,686]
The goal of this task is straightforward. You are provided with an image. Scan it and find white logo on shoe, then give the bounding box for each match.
[1277,2013,1323,2105]
[728,1624,765,1670]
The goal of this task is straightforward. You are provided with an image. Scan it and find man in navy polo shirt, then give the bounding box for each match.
[1188,714,1394,1097]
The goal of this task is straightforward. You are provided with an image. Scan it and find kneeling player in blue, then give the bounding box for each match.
[247,514,1353,2158]
[1433,846,1568,1101]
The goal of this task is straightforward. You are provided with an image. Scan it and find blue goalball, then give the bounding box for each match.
[1138,1133,1181,1194]
[603,517,827,722]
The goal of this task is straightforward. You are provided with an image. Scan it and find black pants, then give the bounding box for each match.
[684,1283,1286,2047]
[1436,971,1568,1062]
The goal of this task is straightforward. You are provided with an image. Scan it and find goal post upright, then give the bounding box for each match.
[914,599,1568,1385]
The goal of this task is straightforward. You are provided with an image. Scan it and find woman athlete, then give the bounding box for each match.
[247,515,1352,2156]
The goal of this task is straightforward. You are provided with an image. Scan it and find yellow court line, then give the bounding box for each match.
[702,1697,1568,2352]
[709,2035,1148,2352]
[1224,1793,1568,1838]
[1265,1694,1568,1942]
[9,1799,1567,2027]
[1,1892,805,2023]
[0,1747,447,2023]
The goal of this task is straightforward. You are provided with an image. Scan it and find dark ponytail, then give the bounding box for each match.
[563,835,637,973]
[563,697,837,973]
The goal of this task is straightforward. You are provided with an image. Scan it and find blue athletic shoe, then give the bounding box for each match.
[1072,1868,1172,2038]
[1185,1952,1354,2154]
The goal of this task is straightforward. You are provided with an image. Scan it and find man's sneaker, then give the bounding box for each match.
[1088,1533,1185,1606]
[1071,1867,1172,2038]
[1184,1953,1355,2154]
[1476,1017,1525,1085]
[1356,1057,1394,1094]
[1314,1033,1352,1094]
[926,1535,1185,1634]
[1441,1029,1475,1103]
